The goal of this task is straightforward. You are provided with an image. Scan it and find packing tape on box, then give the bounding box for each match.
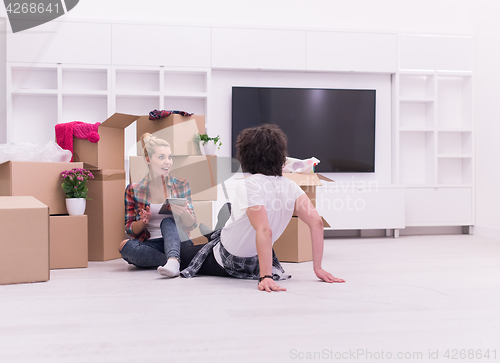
[92,170,126,181]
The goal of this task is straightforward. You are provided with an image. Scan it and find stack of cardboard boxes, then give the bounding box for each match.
[0,160,88,284]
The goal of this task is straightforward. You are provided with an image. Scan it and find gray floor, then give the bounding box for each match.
[1,234,499,363]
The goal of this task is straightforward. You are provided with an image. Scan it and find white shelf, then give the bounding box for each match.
[437,154,473,158]
[399,127,434,132]
[399,98,434,103]
[115,92,161,98]
[11,89,58,95]
[62,91,109,96]
[163,92,208,99]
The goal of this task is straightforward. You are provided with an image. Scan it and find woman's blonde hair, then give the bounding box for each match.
[141,133,170,159]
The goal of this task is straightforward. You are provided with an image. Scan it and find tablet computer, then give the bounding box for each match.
[158,198,187,214]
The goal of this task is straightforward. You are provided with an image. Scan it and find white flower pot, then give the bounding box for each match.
[200,141,217,156]
[66,198,86,216]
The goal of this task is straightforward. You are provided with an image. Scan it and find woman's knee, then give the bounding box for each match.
[119,239,129,252]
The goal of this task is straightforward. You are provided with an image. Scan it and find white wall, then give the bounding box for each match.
[1,0,473,33]
[472,1,500,235]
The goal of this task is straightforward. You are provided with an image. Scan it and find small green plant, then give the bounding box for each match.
[196,133,222,150]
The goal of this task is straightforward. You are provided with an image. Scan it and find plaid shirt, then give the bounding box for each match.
[125,174,197,242]
[180,230,291,280]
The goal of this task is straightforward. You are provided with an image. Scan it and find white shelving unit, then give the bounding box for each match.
[5,64,210,151]
[394,71,474,227]
[394,71,474,186]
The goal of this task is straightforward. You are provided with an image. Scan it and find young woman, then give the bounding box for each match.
[180,124,345,292]
[119,133,197,278]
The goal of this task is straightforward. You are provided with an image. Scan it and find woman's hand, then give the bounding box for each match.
[139,206,151,224]
[258,278,287,292]
[170,202,188,216]
[314,268,345,283]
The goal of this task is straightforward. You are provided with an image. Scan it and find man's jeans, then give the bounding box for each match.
[120,217,193,268]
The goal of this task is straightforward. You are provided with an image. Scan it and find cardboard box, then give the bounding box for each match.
[283,173,321,207]
[136,114,205,156]
[273,216,331,263]
[86,169,127,261]
[0,161,84,215]
[73,113,205,169]
[273,217,312,263]
[50,215,88,269]
[190,201,213,244]
[0,196,49,285]
[129,155,217,201]
[73,113,140,170]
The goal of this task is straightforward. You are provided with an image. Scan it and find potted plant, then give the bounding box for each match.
[60,168,94,216]
[196,133,222,156]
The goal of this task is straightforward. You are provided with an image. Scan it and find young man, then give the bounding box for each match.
[180,124,345,292]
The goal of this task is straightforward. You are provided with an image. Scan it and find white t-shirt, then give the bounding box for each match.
[213,174,305,266]
[147,203,164,239]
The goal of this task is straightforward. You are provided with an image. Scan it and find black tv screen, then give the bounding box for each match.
[231,87,376,173]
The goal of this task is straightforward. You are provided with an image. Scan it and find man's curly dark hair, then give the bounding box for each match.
[236,124,288,176]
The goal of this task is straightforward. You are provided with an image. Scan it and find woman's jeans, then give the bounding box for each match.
[120,217,193,268]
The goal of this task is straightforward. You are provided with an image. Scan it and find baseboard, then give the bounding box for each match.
[473,225,500,239]
[324,226,464,238]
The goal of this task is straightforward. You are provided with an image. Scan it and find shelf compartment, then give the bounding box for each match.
[438,157,472,185]
[62,69,107,92]
[164,97,206,116]
[12,94,57,144]
[115,70,160,93]
[164,72,207,93]
[116,96,160,116]
[399,101,434,129]
[11,67,57,91]
[437,131,472,155]
[399,74,434,99]
[62,95,108,124]
[399,131,435,185]
[437,76,472,129]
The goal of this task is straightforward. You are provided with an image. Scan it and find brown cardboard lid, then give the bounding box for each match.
[317,174,335,182]
[283,173,322,186]
[101,113,141,129]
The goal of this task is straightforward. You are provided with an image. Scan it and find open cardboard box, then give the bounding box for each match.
[73,113,140,170]
[275,172,333,262]
[282,172,333,210]
[73,113,205,170]
[0,161,83,215]
[273,216,330,263]
[136,114,205,156]
[0,196,49,285]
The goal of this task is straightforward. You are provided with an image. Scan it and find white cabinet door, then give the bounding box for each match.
[7,21,112,64]
[405,187,472,226]
[211,28,306,70]
[317,186,405,230]
[307,32,397,73]
[112,24,211,67]
[399,35,473,71]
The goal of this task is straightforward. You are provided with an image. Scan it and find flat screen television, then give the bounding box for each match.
[231,86,376,173]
